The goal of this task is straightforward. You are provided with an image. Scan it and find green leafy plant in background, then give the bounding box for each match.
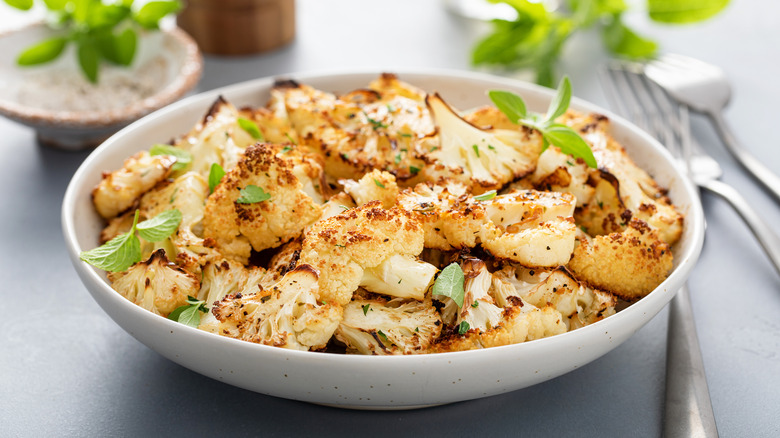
[472,0,730,86]
[3,0,180,83]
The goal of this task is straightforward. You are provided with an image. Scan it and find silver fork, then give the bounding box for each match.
[602,62,780,277]
[599,63,720,438]
[644,53,780,204]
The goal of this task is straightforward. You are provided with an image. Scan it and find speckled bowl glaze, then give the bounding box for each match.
[62,70,705,409]
[0,24,202,150]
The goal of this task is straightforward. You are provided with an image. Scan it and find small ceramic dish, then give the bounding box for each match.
[62,69,704,409]
[0,23,202,150]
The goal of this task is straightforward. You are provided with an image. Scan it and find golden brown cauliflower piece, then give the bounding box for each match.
[429,258,567,353]
[567,111,683,245]
[340,169,399,208]
[429,296,566,353]
[398,183,577,268]
[211,264,343,350]
[335,297,442,355]
[107,249,200,316]
[270,78,431,182]
[299,201,428,306]
[567,219,673,301]
[419,93,542,194]
[492,264,616,330]
[173,97,299,178]
[203,143,326,264]
[92,151,175,219]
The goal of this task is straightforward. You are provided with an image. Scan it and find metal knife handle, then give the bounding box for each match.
[707,111,780,204]
[664,286,719,438]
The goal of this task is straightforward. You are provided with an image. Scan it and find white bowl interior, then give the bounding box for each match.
[62,69,704,409]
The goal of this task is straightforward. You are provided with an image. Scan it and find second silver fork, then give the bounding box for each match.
[599,63,719,438]
[603,63,780,277]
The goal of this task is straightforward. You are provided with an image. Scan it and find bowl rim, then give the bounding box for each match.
[61,68,705,365]
[0,23,203,128]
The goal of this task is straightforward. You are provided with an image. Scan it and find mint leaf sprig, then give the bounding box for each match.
[471,0,727,87]
[4,0,181,83]
[488,76,597,168]
[79,209,182,272]
[168,295,208,327]
[236,185,271,204]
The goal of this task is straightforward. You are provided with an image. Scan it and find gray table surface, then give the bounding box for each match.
[1,1,779,436]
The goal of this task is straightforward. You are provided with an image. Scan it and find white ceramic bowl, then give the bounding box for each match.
[0,23,202,150]
[62,70,704,409]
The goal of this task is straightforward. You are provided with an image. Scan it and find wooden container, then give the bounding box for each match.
[177,0,295,55]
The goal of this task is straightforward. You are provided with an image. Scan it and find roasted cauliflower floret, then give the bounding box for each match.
[568,219,673,300]
[429,296,566,353]
[420,93,542,194]
[270,78,431,182]
[196,259,272,333]
[211,265,343,350]
[340,169,399,208]
[396,181,483,250]
[203,143,326,264]
[492,264,616,330]
[399,183,577,267]
[335,298,442,355]
[173,97,299,177]
[479,189,577,268]
[92,151,175,219]
[134,172,220,273]
[299,201,430,306]
[436,258,504,331]
[107,249,200,316]
[567,112,683,245]
[359,254,438,301]
[528,146,595,207]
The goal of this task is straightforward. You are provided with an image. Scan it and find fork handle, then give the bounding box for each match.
[707,111,780,204]
[699,179,780,277]
[664,286,719,438]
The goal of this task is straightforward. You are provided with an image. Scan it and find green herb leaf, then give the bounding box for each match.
[362,304,370,316]
[134,0,180,29]
[409,165,421,174]
[377,330,388,341]
[474,190,497,201]
[280,145,292,154]
[17,37,68,66]
[602,17,657,59]
[168,295,208,328]
[79,210,141,272]
[544,76,572,122]
[542,125,597,168]
[458,321,470,335]
[237,117,264,140]
[487,90,527,122]
[648,0,729,24]
[489,78,597,168]
[471,301,479,308]
[373,178,385,189]
[208,163,226,194]
[472,144,480,158]
[136,209,182,242]
[432,263,465,308]
[77,41,100,83]
[43,0,67,10]
[149,144,192,171]
[236,185,271,204]
[4,0,33,10]
[112,27,137,66]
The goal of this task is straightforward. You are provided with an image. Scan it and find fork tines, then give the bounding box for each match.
[599,62,691,162]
